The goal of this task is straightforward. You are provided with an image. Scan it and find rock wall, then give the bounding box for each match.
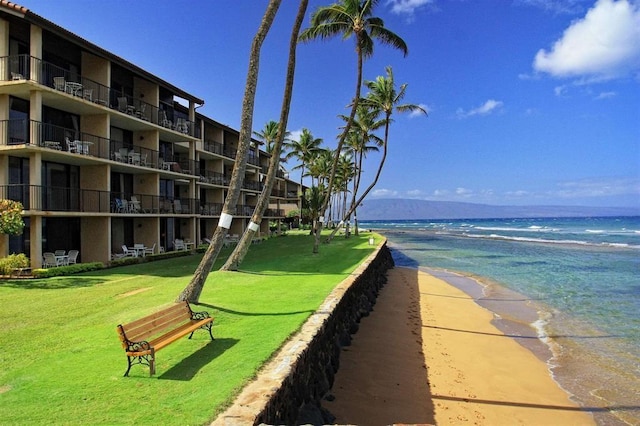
[212,242,394,426]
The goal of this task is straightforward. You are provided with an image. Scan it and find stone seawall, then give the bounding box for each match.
[212,241,394,425]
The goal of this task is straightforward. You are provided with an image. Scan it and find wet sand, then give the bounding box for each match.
[323,266,595,425]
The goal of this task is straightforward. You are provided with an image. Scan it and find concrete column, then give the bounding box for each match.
[29,24,42,81]
[29,151,41,268]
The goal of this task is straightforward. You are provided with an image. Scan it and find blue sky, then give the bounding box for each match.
[19,0,640,208]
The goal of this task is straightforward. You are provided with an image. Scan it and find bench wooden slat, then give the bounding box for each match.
[116,301,214,376]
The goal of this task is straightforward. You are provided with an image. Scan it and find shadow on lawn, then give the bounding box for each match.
[0,276,105,289]
[199,303,314,317]
[159,338,239,381]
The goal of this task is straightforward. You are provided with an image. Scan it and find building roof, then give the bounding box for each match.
[0,1,205,105]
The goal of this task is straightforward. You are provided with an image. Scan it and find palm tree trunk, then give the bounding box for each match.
[222,0,308,271]
[327,116,391,242]
[314,43,364,250]
[176,0,282,303]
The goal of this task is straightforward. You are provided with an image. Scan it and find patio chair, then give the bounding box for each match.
[144,243,156,256]
[139,153,149,167]
[136,103,147,120]
[67,250,79,264]
[65,137,78,153]
[173,199,182,214]
[121,245,136,257]
[11,72,24,80]
[119,148,129,162]
[43,252,57,268]
[129,198,141,213]
[174,239,185,251]
[53,76,66,91]
[83,89,93,102]
[159,110,172,128]
[117,97,128,113]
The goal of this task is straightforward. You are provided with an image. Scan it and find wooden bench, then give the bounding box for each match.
[116,301,214,376]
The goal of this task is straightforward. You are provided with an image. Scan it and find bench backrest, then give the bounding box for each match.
[117,301,192,347]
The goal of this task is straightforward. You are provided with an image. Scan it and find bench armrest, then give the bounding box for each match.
[190,310,211,321]
[126,340,151,353]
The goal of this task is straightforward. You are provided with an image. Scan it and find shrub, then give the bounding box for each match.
[32,262,104,278]
[0,200,25,235]
[0,253,29,275]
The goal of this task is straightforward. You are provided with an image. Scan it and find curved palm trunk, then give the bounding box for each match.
[314,42,364,252]
[349,148,365,236]
[176,0,282,303]
[327,114,391,241]
[222,0,308,271]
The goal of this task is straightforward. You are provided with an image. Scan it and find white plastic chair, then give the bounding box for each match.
[67,250,79,264]
[121,245,136,257]
[43,252,57,268]
[144,243,156,256]
[53,76,66,91]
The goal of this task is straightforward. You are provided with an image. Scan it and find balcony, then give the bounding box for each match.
[0,119,200,177]
[0,184,198,215]
[199,171,229,186]
[0,54,200,138]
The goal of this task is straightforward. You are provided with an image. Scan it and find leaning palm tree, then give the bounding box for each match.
[221,0,310,271]
[299,0,408,250]
[285,128,323,190]
[177,0,283,303]
[328,65,427,241]
[342,105,384,235]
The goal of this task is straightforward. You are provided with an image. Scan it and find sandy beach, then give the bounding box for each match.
[323,266,595,425]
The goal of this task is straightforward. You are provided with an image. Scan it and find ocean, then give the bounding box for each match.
[361,216,639,426]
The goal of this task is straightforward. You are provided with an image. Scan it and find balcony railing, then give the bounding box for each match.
[1,182,284,217]
[0,54,200,138]
[242,181,263,192]
[200,202,223,216]
[0,184,200,215]
[203,140,224,156]
[200,171,229,186]
[0,119,201,177]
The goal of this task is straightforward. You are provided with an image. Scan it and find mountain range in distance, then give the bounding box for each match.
[356,198,640,221]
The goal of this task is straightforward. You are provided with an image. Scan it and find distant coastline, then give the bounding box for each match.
[357,198,640,221]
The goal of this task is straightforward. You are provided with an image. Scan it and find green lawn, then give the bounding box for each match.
[0,231,379,425]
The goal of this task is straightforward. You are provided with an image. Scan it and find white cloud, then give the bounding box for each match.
[595,91,617,99]
[551,176,640,198]
[406,189,426,197]
[371,188,399,198]
[533,0,640,81]
[457,99,504,118]
[516,0,587,15]
[554,85,569,96]
[387,0,433,16]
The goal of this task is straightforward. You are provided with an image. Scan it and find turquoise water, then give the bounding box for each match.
[362,216,639,425]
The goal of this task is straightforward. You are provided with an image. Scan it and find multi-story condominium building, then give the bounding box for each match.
[0,3,302,268]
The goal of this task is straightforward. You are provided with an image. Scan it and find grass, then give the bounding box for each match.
[0,231,379,425]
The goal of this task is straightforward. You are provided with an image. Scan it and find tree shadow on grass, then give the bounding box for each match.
[159,338,239,381]
[198,303,314,317]
[0,276,106,289]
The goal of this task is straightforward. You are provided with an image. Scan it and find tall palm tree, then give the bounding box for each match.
[221,0,310,271]
[254,120,291,158]
[306,148,333,187]
[342,105,384,235]
[284,128,323,189]
[177,0,283,302]
[328,65,427,241]
[299,0,408,249]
